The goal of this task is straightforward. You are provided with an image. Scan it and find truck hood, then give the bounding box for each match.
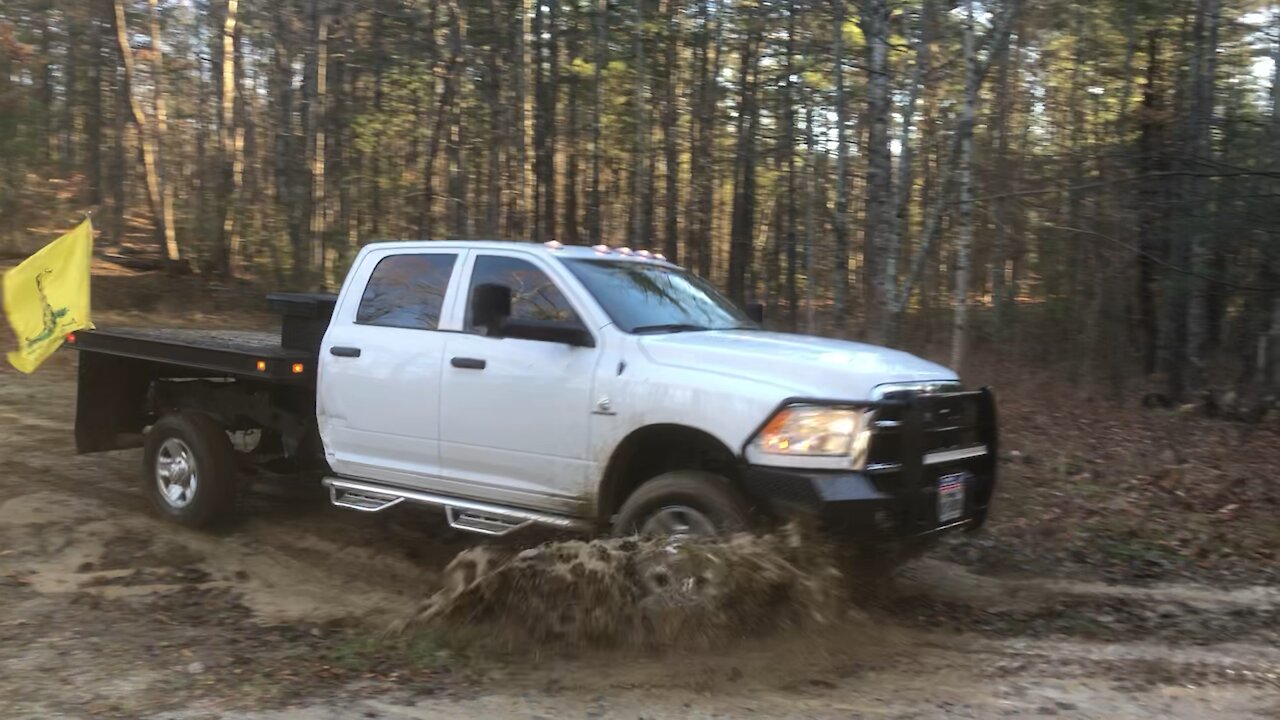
[636,330,957,400]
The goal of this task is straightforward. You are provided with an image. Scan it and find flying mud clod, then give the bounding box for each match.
[396,524,850,648]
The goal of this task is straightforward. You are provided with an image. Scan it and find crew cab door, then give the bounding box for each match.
[437,252,600,513]
[317,248,464,487]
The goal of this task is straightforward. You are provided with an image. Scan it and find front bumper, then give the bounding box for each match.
[740,387,998,541]
[741,465,994,539]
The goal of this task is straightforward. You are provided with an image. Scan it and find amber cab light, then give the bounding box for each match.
[255,360,267,372]
[292,363,305,374]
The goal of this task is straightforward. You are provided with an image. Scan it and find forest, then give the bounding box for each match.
[0,0,1278,399]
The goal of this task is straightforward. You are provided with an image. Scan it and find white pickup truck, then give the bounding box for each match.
[69,240,997,543]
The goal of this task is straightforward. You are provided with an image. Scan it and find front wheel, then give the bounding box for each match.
[142,413,239,528]
[611,470,753,538]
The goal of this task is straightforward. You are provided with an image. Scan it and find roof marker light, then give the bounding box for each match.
[617,247,633,255]
[654,253,667,261]
[636,249,653,258]
[544,240,563,250]
[591,244,610,254]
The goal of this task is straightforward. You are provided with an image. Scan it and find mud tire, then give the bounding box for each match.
[611,470,753,537]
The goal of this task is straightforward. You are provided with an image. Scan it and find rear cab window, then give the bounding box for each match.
[356,253,458,330]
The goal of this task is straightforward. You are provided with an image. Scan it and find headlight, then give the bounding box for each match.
[745,405,873,470]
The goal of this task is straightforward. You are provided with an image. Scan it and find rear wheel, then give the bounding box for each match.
[611,470,752,538]
[142,413,239,528]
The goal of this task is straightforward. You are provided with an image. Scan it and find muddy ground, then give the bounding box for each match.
[1,276,1278,719]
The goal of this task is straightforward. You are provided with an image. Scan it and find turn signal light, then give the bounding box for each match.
[291,363,305,374]
[255,360,267,372]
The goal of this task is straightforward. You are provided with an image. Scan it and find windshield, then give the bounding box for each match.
[564,259,754,334]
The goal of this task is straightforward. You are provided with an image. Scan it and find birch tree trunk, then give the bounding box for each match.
[112,0,180,262]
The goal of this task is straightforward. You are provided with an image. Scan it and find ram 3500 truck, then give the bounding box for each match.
[69,241,996,542]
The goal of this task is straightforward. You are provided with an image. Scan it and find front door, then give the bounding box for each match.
[317,249,462,487]
[438,252,600,513]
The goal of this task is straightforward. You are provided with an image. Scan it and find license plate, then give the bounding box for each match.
[937,473,968,523]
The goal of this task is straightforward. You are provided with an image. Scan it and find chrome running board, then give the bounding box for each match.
[322,476,593,536]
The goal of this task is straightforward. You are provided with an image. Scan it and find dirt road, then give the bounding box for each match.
[2,353,1277,719]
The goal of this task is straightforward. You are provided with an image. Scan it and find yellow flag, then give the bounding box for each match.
[3,218,95,373]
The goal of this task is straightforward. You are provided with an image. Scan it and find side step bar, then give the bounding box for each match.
[323,476,593,536]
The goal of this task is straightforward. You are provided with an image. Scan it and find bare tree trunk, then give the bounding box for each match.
[533,0,558,241]
[687,0,719,276]
[484,0,502,237]
[562,10,581,245]
[108,19,127,246]
[830,0,851,327]
[629,0,650,247]
[84,3,104,207]
[891,0,933,329]
[218,0,244,275]
[308,2,329,285]
[147,0,178,262]
[804,104,818,332]
[990,25,1013,330]
[1138,30,1169,377]
[860,0,893,343]
[1268,3,1280,387]
[447,6,467,238]
[112,0,180,262]
[587,0,606,244]
[661,0,680,263]
[783,0,798,329]
[1185,0,1219,392]
[510,0,531,238]
[727,13,761,305]
[949,0,977,372]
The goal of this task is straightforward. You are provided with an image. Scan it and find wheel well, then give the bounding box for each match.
[598,424,741,522]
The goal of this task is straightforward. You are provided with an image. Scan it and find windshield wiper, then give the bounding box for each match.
[631,323,710,334]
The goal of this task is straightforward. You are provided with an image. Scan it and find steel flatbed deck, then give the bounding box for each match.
[70,327,317,384]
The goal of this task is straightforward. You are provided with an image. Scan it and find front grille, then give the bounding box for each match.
[867,391,984,468]
[863,388,998,532]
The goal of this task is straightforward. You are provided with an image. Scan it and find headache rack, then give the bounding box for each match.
[866,387,998,534]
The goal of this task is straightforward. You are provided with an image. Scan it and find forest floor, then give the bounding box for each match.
[1,268,1278,719]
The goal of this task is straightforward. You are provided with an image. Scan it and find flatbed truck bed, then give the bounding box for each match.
[71,327,316,384]
[69,293,335,462]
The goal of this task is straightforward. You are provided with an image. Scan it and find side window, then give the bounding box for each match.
[466,255,579,333]
[356,253,457,330]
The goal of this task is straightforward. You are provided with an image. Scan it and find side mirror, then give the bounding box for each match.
[499,318,596,348]
[746,302,765,324]
[471,283,512,335]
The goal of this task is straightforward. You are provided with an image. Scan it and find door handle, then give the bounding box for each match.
[329,346,361,358]
[451,357,486,370]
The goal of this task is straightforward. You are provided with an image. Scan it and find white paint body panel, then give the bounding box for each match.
[316,241,960,520]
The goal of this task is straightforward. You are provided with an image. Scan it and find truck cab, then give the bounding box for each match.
[70,240,996,542]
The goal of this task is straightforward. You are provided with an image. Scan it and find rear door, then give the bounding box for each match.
[437,252,601,513]
[317,248,464,487]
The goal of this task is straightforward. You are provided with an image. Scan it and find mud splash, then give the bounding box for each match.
[398,524,848,648]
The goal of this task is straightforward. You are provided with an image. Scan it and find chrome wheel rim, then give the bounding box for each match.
[155,438,198,509]
[640,505,717,537]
